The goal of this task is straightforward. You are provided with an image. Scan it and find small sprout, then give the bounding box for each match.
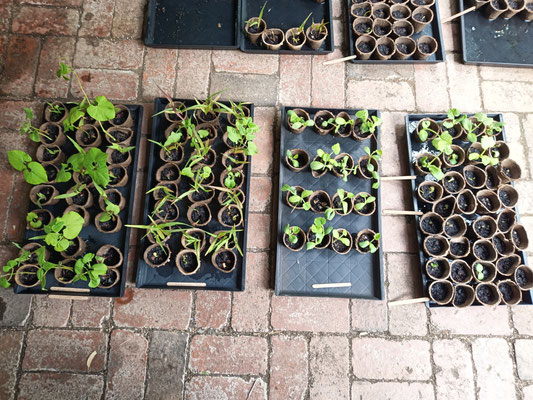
[359,232,381,253]
[287,109,314,130]
[284,224,301,244]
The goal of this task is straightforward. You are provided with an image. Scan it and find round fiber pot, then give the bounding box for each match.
[283,226,306,252]
[411,0,435,6]
[287,108,311,134]
[390,4,411,21]
[21,243,48,264]
[30,185,59,207]
[497,254,521,276]
[155,163,181,184]
[331,229,353,255]
[483,0,508,19]
[510,223,529,250]
[187,202,212,227]
[415,118,440,142]
[144,243,171,268]
[351,2,372,18]
[473,215,497,239]
[498,158,522,183]
[313,110,335,135]
[424,234,449,257]
[106,127,134,147]
[414,153,441,175]
[372,18,392,37]
[60,236,86,259]
[441,119,464,140]
[306,228,331,250]
[420,212,444,235]
[176,249,201,275]
[39,122,66,146]
[372,2,391,18]
[308,190,332,213]
[44,101,68,123]
[286,148,310,172]
[467,142,485,166]
[218,205,243,227]
[354,35,377,60]
[227,105,251,127]
[108,165,129,187]
[449,237,471,259]
[163,101,187,123]
[15,265,40,288]
[64,205,90,227]
[497,209,516,233]
[353,192,377,216]
[194,108,220,126]
[54,259,76,284]
[305,24,328,50]
[498,280,522,305]
[393,37,416,59]
[472,260,497,283]
[473,0,490,7]
[95,213,122,234]
[450,260,473,283]
[429,280,454,305]
[152,182,178,201]
[332,153,355,179]
[164,123,188,143]
[455,189,476,215]
[476,282,501,306]
[520,0,533,20]
[220,169,244,191]
[425,257,451,280]
[284,185,306,209]
[375,37,396,60]
[442,145,466,168]
[391,20,414,38]
[355,228,379,254]
[411,6,434,33]
[515,265,533,290]
[442,171,466,195]
[444,215,467,238]
[99,188,126,212]
[211,249,237,273]
[285,27,306,50]
[222,149,246,170]
[75,124,101,147]
[191,148,217,168]
[187,186,215,205]
[160,146,184,166]
[181,229,207,252]
[492,232,514,256]
[415,35,438,59]
[154,199,180,222]
[432,195,456,218]
[65,186,94,209]
[332,191,354,216]
[493,141,510,160]
[109,105,133,128]
[106,147,132,168]
[417,181,443,203]
[245,17,267,45]
[476,189,501,214]
[262,28,285,50]
[353,17,374,36]
[35,144,64,164]
[472,239,498,262]
[98,268,120,289]
[485,166,502,190]
[96,245,124,269]
[463,165,487,189]
[333,111,354,138]
[453,284,475,308]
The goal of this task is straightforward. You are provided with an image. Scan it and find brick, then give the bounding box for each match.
[414,63,450,112]
[18,373,104,400]
[79,0,114,37]
[189,334,268,375]
[7,174,31,241]
[16,0,82,4]
[501,113,529,179]
[74,38,144,70]
[351,299,388,332]
[251,107,276,175]
[442,22,461,53]
[111,0,144,38]
[524,386,533,400]
[482,81,533,113]
[430,306,511,336]
[389,303,428,336]
[0,100,39,132]
[332,0,343,18]
[382,216,418,252]
[0,170,15,239]
[12,6,79,35]
[146,331,188,400]
[232,252,271,332]
[271,295,350,332]
[352,338,432,380]
[213,50,278,75]
[0,1,11,33]
[480,65,533,82]
[524,114,533,179]
[346,80,415,112]
[185,377,267,400]
[71,297,111,328]
[346,63,413,81]
[0,288,32,327]
[32,296,71,327]
[380,112,411,177]
[270,335,308,400]
[512,306,533,335]
[194,291,231,329]
[0,331,23,400]
[381,180,411,211]
[310,336,350,400]
[113,288,192,329]
[351,382,435,400]
[210,72,278,106]
[333,18,344,49]
[447,55,482,112]
[70,69,139,100]
[249,176,272,213]
[279,55,311,106]
[247,213,271,250]
[34,37,76,98]
[142,47,179,99]
[312,49,345,108]
[387,253,425,300]
[0,243,17,272]
[0,36,40,97]
[175,50,211,99]
[23,329,107,372]
[438,0,459,20]
[515,340,533,380]
[433,339,476,400]
[472,338,517,400]
[0,34,6,54]
[106,330,148,400]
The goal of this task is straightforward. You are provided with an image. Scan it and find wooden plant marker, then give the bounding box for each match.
[382,210,423,216]
[167,282,207,287]
[323,55,358,65]
[49,286,90,300]
[381,175,416,181]
[312,282,352,289]
[388,297,430,307]
[49,295,89,301]
[441,6,477,23]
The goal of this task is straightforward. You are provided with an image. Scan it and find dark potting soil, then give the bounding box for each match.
[397,43,411,54]
[248,24,262,34]
[155,183,176,198]
[497,257,515,274]
[354,5,371,16]
[43,124,59,144]
[420,185,438,202]
[164,147,183,162]
[288,33,304,46]
[357,42,374,53]
[38,186,53,202]
[109,128,131,143]
[107,191,121,206]
[58,268,75,282]
[333,197,345,213]
[498,190,511,207]
[426,237,445,255]
[111,110,128,125]
[191,205,210,224]
[35,210,51,226]
[445,219,461,236]
[310,194,329,212]
[498,213,513,232]
[512,230,521,247]
[413,0,430,4]
[430,282,449,302]
[394,27,409,37]
[192,189,213,202]
[336,124,351,136]
[477,285,495,303]
[42,148,58,162]
[419,43,431,54]
[100,269,118,287]
[64,239,80,256]
[80,127,98,145]
[308,29,326,41]
[427,260,445,279]
[109,167,126,185]
[478,196,493,211]
[516,269,529,287]
[161,166,179,181]
[315,115,333,130]
[443,177,460,193]
[157,202,178,220]
[374,9,388,18]
[264,32,283,45]
[474,220,493,238]
[508,0,520,9]
[465,170,481,186]
[377,44,392,56]
[392,10,408,19]
[527,3,533,10]
[457,192,471,211]
[199,111,216,122]
[44,164,57,181]
[284,233,304,250]
[19,266,38,285]
[355,196,373,214]
[359,159,374,177]
[48,109,65,123]
[111,150,128,164]
[451,262,468,282]
[473,243,491,260]
[99,218,118,232]
[72,189,89,206]
[332,239,349,253]
[493,236,507,254]
[413,13,427,22]
[353,121,371,138]
[355,22,372,34]
[453,286,468,306]
[491,0,505,9]
[215,251,235,271]
[357,233,371,251]
[450,241,468,257]
[434,198,454,218]
[221,207,241,226]
[486,174,496,189]
[499,283,514,302]
[503,167,513,178]
[147,245,168,264]
[422,216,442,234]
[179,252,198,273]
[102,247,121,266]
[27,251,39,264]
[224,152,245,169]
[444,126,458,137]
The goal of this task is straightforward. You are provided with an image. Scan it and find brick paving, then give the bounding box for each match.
[0,0,532,398]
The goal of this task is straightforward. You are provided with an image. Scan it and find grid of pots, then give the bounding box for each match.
[349,0,439,60]
[474,0,533,21]
[412,114,531,307]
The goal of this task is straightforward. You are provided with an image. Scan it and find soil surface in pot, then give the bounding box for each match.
[516,269,529,287]
[493,236,508,254]
[264,31,283,44]
[498,190,512,207]
[101,247,121,266]
[427,260,446,279]
[445,219,461,236]
[100,269,118,287]
[354,5,371,15]
[111,110,129,125]
[355,22,372,34]
[475,220,493,238]
[220,207,241,226]
[527,2,533,10]
[192,189,213,202]
[477,285,496,303]
[359,159,375,177]
[107,191,122,206]
[498,213,513,232]
[332,196,348,213]
[497,257,516,274]
[374,26,390,36]
[308,29,325,41]
[37,186,54,202]
[357,42,374,53]
[109,128,131,143]
[392,10,409,18]
[315,115,333,130]
[450,241,468,257]
[309,232,327,247]
[478,195,494,210]
[474,243,491,260]
[44,165,57,181]
[157,202,178,220]
[394,26,410,36]
[215,251,235,271]
[420,185,438,202]
[191,205,210,225]
[465,170,481,186]
[453,286,468,306]
[147,246,168,265]
[443,177,460,193]
[353,121,372,138]
[332,239,349,253]
[310,193,330,212]
[413,12,428,22]
[434,198,454,217]
[491,0,505,8]
[499,283,514,302]
[357,233,372,251]
[48,108,66,123]
[443,125,459,137]
[72,189,89,206]
[397,43,411,54]
[512,230,522,247]
[179,252,199,274]
[109,167,126,185]
[374,9,389,18]
[419,43,433,54]
[35,210,52,226]
[422,216,442,234]
[42,124,60,144]
[164,148,182,162]
[377,44,393,55]
[58,268,75,282]
[42,148,59,162]
[457,193,471,211]
[413,0,431,4]
[224,153,245,169]
[80,127,99,145]
[160,166,179,181]
[64,239,81,256]
[19,266,38,286]
[284,233,304,250]
[111,150,129,164]
[451,262,468,282]
[426,237,445,255]
[99,218,119,232]
[430,282,449,302]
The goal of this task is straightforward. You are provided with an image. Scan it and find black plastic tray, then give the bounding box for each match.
[240,0,334,54]
[275,106,384,299]
[405,113,532,307]
[345,0,446,63]
[14,105,144,298]
[135,98,252,291]
[460,0,533,67]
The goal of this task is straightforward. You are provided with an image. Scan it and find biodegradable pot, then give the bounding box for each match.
[310,155,328,178]
[428,280,454,305]
[473,0,490,6]
[411,0,435,6]
[39,122,66,146]
[450,260,473,283]
[144,243,171,268]
[163,101,187,123]
[96,245,123,269]
[498,159,522,183]
[146,218,171,244]
[195,123,218,145]
[285,28,306,51]
[372,2,391,19]
[306,228,331,250]
[444,215,467,238]
[354,35,377,60]
[497,209,516,234]
[510,223,529,250]
[357,155,379,179]
[520,0,533,20]
[155,163,181,183]
[227,105,251,127]
[39,162,57,183]
[415,35,438,59]
[75,124,101,147]
[372,18,393,37]
[54,258,76,284]
[30,185,59,207]
[375,37,395,60]
[391,20,414,38]
[73,172,94,187]
[463,165,487,189]
[152,182,178,201]
[353,17,374,36]
[332,153,355,179]
[425,257,451,280]
[441,119,464,140]
[262,28,285,50]
[332,192,354,216]
[106,127,134,146]
[218,189,245,208]
[493,141,510,160]
[473,215,497,239]
[448,237,471,259]
[95,213,122,234]
[485,166,502,190]
[26,208,53,231]
[498,280,522,305]
[353,192,377,216]
[333,111,354,138]
[420,212,444,235]
[411,7,434,33]
[351,1,372,18]
[497,254,521,276]
[208,230,237,251]
[466,142,486,166]
[220,169,244,191]
[283,227,306,252]
[65,186,94,209]
[222,149,247,170]
[442,145,466,168]
[472,260,497,283]
[313,110,335,135]
[308,190,332,213]
[15,265,40,288]
[390,4,411,20]
[483,0,509,19]
[492,232,514,256]
[455,189,476,215]
[106,147,132,168]
[164,123,189,143]
[218,205,243,227]
[515,265,533,290]
[355,228,379,254]
[181,229,207,252]
[498,185,519,209]
[64,205,90,227]
[423,234,449,257]
[287,108,312,134]
[176,249,201,275]
[109,105,133,128]
[98,268,120,289]
[472,239,498,262]
[211,249,237,273]
[417,181,444,203]
[44,101,68,123]
[331,229,353,255]
[191,148,217,169]
[476,189,501,214]
[187,202,212,227]
[305,24,328,50]
[285,185,305,209]
[245,17,267,45]
[453,284,475,308]
[36,144,64,164]
[187,186,216,204]
[413,153,441,175]
[154,199,180,222]
[415,118,440,142]
[60,236,86,259]
[442,171,466,195]
[286,148,310,172]
[194,108,220,126]
[21,243,49,265]
[464,116,487,139]
[393,37,416,59]
[476,282,501,306]
[108,165,129,187]
[432,195,456,218]
[98,188,126,212]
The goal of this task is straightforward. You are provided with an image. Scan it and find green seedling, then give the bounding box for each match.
[332,228,351,247]
[0,244,31,288]
[356,110,383,136]
[287,109,314,130]
[99,201,121,223]
[306,217,333,250]
[286,150,301,168]
[333,116,354,134]
[468,135,499,166]
[8,150,48,185]
[363,146,382,189]
[334,189,355,214]
[284,224,301,245]
[226,115,259,156]
[358,232,381,253]
[417,119,439,142]
[27,212,43,229]
[47,102,64,115]
[354,192,376,212]
[310,143,341,172]
[66,137,110,188]
[205,227,243,257]
[419,155,444,181]
[281,184,312,211]
[309,18,329,37]
[442,108,466,130]
[126,218,190,249]
[73,253,108,288]
[475,262,486,281]
[223,167,242,190]
[31,211,84,252]
[248,1,267,28]
[108,143,135,154]
[19,108,52,142]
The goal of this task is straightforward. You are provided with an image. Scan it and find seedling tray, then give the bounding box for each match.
[275,106,384,299]
[14,105,144,298]
[345,0,446,63]
[459,0,533,67]
[405,113,532,307]
[135,98,252,291]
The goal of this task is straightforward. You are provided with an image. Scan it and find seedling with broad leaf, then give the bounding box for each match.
[354,192,376,212]
[19,108,52,142]
[333,116,354,134]
[281,184,312,211]
[73,253,108,288]
[108,142,135,154]
[31,211,84,252]
[363,146,382,189]
[66,137,110,188]
[358,232,381,253]
[8,150,48,185]
[27,212,43,229]
[442,108,466,130]
[287,109,314,130]
[226,115,259,156]
[356,110,382,135]
[334,189,355,214]
[418,155,444,181]
[223,167,242,190]
[0,244,31,288]
[310,143,341,172]
[286,150,301,168]
[284,224,301,245]
[306,217,333,250]
[332,228,351,247]
[468,135,499,166]
[417,119,439,142]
